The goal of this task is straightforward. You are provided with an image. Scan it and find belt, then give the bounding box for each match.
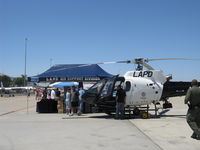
[188,104,200,110]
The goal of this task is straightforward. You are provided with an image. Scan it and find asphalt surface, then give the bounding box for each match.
[0,96,199,150]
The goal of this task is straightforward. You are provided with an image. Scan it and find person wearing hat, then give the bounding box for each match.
[185,79,200,140]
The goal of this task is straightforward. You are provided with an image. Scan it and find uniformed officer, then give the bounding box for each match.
[185,79,200,140]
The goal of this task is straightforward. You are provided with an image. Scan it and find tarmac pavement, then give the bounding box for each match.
[130,96,200,150]
[0,95,35,116]
[0,96,199,150]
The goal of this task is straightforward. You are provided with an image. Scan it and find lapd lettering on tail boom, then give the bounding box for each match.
[133,71,153,77]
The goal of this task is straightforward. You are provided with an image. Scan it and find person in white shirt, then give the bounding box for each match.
[65,88,71,115]
[50,89,56,100]
[79,87,85,114]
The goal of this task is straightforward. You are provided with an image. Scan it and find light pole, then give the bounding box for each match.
[24,38,28,87]
[50,58,53,67]
[24,38,30,114]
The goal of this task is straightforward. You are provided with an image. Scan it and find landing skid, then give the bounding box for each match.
[125,105,156,119]
[125,102,171,119]
[100,101,173,119]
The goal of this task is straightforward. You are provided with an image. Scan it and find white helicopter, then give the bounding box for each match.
[82,58,200,118]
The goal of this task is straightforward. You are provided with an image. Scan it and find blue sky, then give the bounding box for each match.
[0,0,200,81]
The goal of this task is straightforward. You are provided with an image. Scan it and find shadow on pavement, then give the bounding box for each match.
[160,114,186,119]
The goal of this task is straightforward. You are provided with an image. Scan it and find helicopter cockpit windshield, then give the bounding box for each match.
[82,78,108,104]
[87,78,107,94]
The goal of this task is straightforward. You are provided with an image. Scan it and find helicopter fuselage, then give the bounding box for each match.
[124,70,166,106]
[82,70,170,113]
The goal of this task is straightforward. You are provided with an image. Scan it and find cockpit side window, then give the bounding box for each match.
[100,80,114,97]
[113,81,123,89]
[125,81,131,91]
[112,81,125,97]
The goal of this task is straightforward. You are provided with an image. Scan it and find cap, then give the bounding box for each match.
[191,79,198,86]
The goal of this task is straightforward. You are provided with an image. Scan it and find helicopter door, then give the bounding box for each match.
[100,77,116,98]
[99,76,125,100]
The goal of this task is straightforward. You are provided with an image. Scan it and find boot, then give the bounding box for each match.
[196,135,200,140]
[191,132,197,139]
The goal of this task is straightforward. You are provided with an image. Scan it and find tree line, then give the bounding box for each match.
[0,74,26,87]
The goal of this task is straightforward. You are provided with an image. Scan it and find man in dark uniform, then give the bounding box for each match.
[185,79,200,140]
[115,85,126,120]
[70,86,80,116]
[55,88,61,98]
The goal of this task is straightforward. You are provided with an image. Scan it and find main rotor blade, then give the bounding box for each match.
[145,58,200,63]
[43,60,131,74]
[143,63,154,70]
[96,60,132,64]
[44,60,134,73]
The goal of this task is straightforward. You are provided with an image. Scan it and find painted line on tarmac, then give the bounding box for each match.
[0,105,35,116]
[128,120,164,150]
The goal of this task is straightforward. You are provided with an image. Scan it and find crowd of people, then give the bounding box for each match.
[35,84,126,119]
[65,86,85,116]
[35,86,85,116]
[35,88,61,100]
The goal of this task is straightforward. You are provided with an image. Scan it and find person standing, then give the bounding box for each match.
[115,85,126,120]
[55,88,61,98]
[79,87,85,114]
[51,89,56,100]
[47,89,51,99]
[35,89,39,100]
[65,88,71,115]
[185,79,200,140]
[70,86,80,116]
[42,87,48,99]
